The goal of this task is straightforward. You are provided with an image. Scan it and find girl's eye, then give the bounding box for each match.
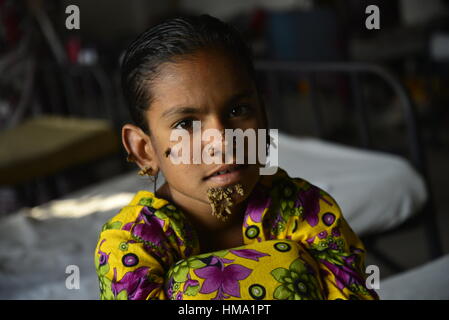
[173,119,194,130]
[229,104,252,118]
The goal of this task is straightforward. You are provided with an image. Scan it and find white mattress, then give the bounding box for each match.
[376,254,449,300]
[0,131,428,299]
[274,132,427,236]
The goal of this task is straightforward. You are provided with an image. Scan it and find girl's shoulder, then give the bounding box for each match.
[97,190,198,258]
[253,167,346,240]
[99,190,169,233]
[261,167,341,213]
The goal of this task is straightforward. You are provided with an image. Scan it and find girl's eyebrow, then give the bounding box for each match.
[161,89,255,119]
[161,106,199,119]
[226,89,254,106]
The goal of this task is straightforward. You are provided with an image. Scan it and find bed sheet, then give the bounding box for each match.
[274,132,427,236]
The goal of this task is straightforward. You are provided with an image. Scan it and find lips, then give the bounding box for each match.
[205,164,246,179]
[204,164,248,187]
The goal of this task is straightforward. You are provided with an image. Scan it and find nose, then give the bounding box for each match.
[202,118,234,163]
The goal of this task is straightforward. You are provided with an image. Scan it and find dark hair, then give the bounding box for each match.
[121,14,264,134]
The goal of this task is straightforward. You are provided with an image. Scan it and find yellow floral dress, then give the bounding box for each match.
[94,167,379,300]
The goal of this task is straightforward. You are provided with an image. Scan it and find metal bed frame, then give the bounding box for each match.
[254,60,443,272]
[0,6,125,208]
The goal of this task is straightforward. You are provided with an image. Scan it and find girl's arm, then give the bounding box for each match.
[94,205,176,300]
[290,182,380,300]
[94,227,168,300]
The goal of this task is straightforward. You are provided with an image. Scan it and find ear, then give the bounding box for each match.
[122,124,159,171]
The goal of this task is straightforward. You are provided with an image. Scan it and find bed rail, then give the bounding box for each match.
[255,60,442,271]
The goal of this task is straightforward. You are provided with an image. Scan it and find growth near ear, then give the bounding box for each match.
[164,147,172,158]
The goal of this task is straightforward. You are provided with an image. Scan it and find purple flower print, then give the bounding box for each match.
[306,236,316,244]
[122,222,133,231]
[331,227,341,237]
[296,186,321,227]
[132,223,165,247]
[122,207,164,232]
[141,207,165,228]
[122,215,142,231]
[131,209,167,247]
[343,255,356,265]
[111,267,161,300]
[229,249,270,261]
[318,231,328,239]
[322,212,336,226]
[244,187,271,226]
[194,264,252,300]
[320,260,359,290]
[97,239,110,266]
[210,256,234,265]
[165,228,185,249]
[321,257,378,298]
[350,246,364,254]
[183,274,199,292]
[270,213,284,237]
[166,277,174,298]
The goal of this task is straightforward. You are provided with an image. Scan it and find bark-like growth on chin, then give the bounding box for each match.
[206,184,245,221]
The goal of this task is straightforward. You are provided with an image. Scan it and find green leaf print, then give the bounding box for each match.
[274,285,291,299]
[197,249,229,259]
[102,220,122,231]
[188,259,207,269]
[290,258,307,274]
[154,209,168,220]
[271,258,323,300]
[184,284,200,296]
[271,267,289,282]
[281,201,287,210]
[95,254,110,276]
[99,276,114,300]
[214,250,229,258]
[293,206,303,217]
[172,263,189,283]
[138,197,154,207]
[116,290,128,300]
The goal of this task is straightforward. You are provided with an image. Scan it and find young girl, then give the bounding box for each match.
[94,14,379,300]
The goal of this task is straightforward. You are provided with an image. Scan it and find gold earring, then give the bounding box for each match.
[138,166,153,176]
[126,154,135,163]
[153,171,159,193]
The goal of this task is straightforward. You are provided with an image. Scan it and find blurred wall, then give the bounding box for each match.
[399,0,448,25]
[61,0,177,41]
[179,0,314,19]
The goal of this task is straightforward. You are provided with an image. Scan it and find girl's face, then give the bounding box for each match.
[130,49,266,210]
